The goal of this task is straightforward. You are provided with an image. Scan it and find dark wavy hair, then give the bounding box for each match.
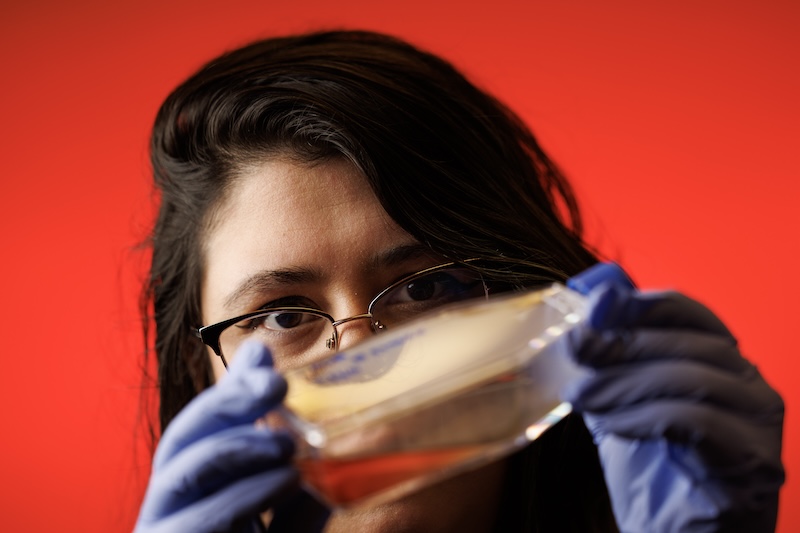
[143,29,617,532]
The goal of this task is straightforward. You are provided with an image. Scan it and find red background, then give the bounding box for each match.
[1,1,797,531]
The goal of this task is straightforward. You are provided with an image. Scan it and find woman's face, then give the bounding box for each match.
[200,157,506,532]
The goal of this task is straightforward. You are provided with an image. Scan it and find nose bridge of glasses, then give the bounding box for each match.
[331,313,378,350]
[331,312,374,328]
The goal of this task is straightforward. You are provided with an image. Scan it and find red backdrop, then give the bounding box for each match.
[1,1,797,531]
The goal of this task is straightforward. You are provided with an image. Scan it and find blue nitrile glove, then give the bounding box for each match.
[563,263,785,533]
[134,341,330,533]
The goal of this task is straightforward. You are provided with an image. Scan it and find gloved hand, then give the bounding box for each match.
[134,341,330,533]
[563,263,785,533]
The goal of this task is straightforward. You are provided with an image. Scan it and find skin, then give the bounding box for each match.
[200,156,507,532]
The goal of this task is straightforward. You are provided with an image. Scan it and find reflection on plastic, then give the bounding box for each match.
[304,326,426,385]
[278,284,589,508]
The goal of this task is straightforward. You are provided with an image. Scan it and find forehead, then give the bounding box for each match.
[214,157,377,229]
[200,157,413,318]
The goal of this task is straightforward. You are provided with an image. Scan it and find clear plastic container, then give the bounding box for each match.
[278,283,589,508]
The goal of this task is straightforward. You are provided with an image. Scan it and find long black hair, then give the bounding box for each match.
[143,29,616,531]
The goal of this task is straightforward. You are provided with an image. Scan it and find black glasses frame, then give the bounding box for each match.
[196,260,487,366]
[194,257,565,367]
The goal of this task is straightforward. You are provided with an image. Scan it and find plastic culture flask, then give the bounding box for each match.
[278,282,590,508]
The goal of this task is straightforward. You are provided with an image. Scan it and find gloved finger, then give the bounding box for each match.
[567,324,748,373]
[583,283,734,338]
[141,425,296,520]
[567,261,635,294]
[267,488,331,532]
[139,468,301,533]
[583,401,784,474]
[154,341,285,469]
[565,357,782,416]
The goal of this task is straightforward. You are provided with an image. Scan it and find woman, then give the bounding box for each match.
[135,30,784,532]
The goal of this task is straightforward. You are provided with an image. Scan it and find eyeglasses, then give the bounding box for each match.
[196,260,495,368]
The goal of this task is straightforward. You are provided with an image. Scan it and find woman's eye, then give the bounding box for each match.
[372,270,485,326]
[403,278,439,301]
[263,311,307,330]
[395,273,471,302]
[240,311,318,331]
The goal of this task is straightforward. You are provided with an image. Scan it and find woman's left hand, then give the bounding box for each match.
[563,264,785,533]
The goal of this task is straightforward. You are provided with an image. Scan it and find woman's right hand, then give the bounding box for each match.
[134,341,329,533]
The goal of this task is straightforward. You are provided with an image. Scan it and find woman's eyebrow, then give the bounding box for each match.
[222,243,432,310]
[370,243,435,269]
[223,266,323,310]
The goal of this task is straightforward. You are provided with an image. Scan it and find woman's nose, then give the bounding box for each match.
[334,314,377,351]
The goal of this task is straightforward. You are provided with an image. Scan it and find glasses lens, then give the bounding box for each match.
[218,310,335,365]
[372,266,487,328]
